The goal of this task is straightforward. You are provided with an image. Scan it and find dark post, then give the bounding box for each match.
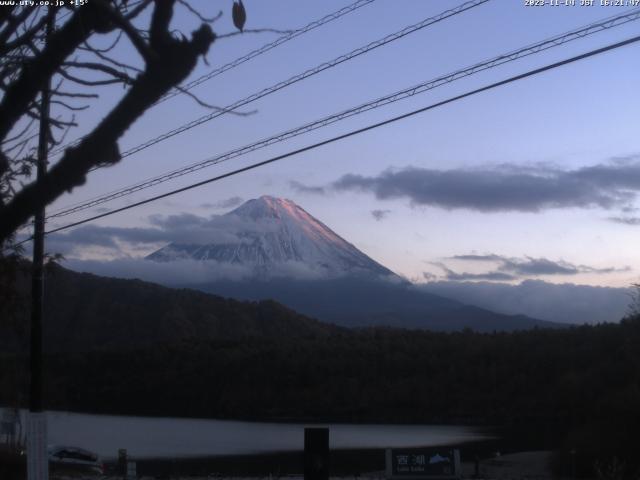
[27,9,53,480]
[30,4,53,419]
[118,449,128,478]
[304,427,329,480]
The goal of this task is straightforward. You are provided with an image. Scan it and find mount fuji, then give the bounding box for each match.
[147,195,396,279]
[147,196,560,332]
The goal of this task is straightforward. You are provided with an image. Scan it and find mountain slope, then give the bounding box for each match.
[194,276,562,332]
[145,196,560,332]
[147,196,395,278]
[420,280,630,324]
[2,264,339,353]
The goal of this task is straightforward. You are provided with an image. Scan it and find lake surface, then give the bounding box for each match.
[3,409,487,459]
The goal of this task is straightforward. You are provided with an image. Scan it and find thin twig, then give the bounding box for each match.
[50,100,90,111]
[177,1,223,24]
[80,30,124,54]
[57,68,127,86]
[93,0,155,62]
[171,83,256,115]
[217,28,295,39]
[62,60,135,83]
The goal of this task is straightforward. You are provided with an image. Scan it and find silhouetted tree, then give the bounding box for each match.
[0,0,246,246]
[625,283,640,320]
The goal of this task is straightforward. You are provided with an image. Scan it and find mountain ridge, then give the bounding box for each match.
[421,279,630,324]
[145,195,562,332]
[1,263,340,353]
[147,196,396,279]
[192,275,563,332]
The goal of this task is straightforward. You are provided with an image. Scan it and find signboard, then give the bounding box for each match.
[1,421,16,435]
[27,412,49,480]
[304,427,329,480]
[1,409,19,422]
[385,448,460,479]
[1,409,18,435]
[118,449,128,475]
[126,461,137,479]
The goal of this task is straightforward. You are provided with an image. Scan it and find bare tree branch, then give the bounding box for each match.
[57,68,128,87]
[88,47,143,74]
[0,2,216,242]
[0,13,49,57]
[96,1,156,63]
[2,118,36,145]
[168,82,254,115]
[53,90,100,99]
[80,30,124,54]
[124,0,154,21]
[177,1,223,24]
[50,100,90,112]
[0,7,39,51]
[0,5,106,142]
[62,60,136,83]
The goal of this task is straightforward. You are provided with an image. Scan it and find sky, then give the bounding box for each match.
[30,0,640,288]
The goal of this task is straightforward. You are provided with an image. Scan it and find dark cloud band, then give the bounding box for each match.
[331,158,640,212]
[435,253,628,281]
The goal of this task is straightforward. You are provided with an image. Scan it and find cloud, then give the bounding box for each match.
[450,254,502,262]
[45,212,282,258]
[66,258,253,284]
[41,224,167,258]
[290,180,326,195]
[331,157,640,212]
[438,253,629,281]
[431,262,516,282]
[456,253,626,276]
[419,279,631,324]
[64,257,330,285]
[452,254,581,275]
[199,197,244,210]
[609,216,640,226]
[371,209,391,221]
[509,258,581,275]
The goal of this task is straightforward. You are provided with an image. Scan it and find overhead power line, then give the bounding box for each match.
[49,0,490,160]
[48,0,378,157]
[47,7,640,220]
[120,0,490,159]
[159,0,378,104]
[33,33,640,242]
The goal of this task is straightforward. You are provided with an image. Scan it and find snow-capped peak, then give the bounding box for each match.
[146,196,396,279]
[230,196,299,220]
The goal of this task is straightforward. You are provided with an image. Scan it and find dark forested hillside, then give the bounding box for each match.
[194,277,560,331]
[2,264,639,475]
[19,320,638,426]
[1,263,557,355]
[0,264,339,352]
[2,317,639,474]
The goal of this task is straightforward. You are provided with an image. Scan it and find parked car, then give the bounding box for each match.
[48,445,104,477]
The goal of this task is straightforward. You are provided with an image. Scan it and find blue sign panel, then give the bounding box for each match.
[386,448,460,479]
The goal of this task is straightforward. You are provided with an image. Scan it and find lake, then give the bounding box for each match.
[3,409,487,459]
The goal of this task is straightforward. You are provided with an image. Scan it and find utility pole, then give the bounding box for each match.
[27,9,53,480]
